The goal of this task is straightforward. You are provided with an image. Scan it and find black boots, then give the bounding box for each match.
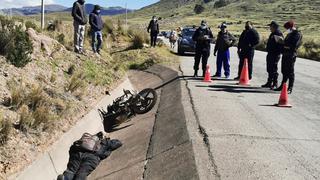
[193,70,198,77]
[261,81,272,88]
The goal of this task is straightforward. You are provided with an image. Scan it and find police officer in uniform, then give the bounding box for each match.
[235,21,260,80]
[192,20,214,77]
[261,21,283,89]
[275,20,302,94]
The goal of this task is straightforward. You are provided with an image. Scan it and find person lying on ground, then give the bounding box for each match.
[57,132,122,180]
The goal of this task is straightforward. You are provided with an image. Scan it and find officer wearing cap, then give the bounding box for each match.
[213,23,236,79]
[275,20,302,94]
[192,20,214,77]
[261,21,284,89]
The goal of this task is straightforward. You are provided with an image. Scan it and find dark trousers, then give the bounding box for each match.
[266,53,281,83]
[238,49,254,79]
[216,49,230,77]
[63,151,100,180]
[194,49,210,74]
[281,54,296,88]
[150,32,158,47]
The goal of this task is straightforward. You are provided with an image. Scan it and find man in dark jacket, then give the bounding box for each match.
[192,20,214,77]
[72,0,87,54]
[261,21,284,89]
[235,21,260,80]
[147,16,160,47]
[213,23,236,78]
[57,132,122,180]
[89,5,104,54]
[275,20,302,94]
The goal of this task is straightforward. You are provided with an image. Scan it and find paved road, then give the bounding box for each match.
[178,45,320,179]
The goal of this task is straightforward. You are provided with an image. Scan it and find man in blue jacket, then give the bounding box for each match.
[261,21,283,89]
[72,0,87,54]
[89,5,104,54]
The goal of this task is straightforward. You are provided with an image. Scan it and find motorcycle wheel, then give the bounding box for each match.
[133,88,157,114]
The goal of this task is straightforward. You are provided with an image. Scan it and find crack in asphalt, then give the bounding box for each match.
[212,133,320,143]
[180,65,221,179]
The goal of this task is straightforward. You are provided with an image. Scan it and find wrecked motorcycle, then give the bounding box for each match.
[98,88,157,132]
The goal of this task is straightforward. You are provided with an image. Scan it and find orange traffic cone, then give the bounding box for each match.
[239,58,250,86]
[276,83,292,108]
[203,65,212,82]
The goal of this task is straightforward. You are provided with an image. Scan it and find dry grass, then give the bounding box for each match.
[66,71,86,93]
[0,111,12,145]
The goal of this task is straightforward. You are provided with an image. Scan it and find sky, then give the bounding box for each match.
[0,0,160,9]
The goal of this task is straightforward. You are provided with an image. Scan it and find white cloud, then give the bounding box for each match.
[0,0,55,9]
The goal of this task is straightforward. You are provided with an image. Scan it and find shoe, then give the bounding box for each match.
[225,75,230,79]
[57,174,64,180]
[261,82,272,88]
[234,76,240,80]
[274,86,283,91]
[193,71,198,77]
[271,82,278,90]
[288,87,293,94]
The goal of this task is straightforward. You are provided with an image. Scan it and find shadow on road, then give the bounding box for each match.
[195,84,277,94]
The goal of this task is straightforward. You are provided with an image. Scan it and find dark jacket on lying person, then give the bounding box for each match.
[58,132,122,180]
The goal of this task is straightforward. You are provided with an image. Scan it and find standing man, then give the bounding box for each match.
[192,20,213,77]
[89,5,104,55]
[192,20,214,77]
[213,23,236,79]
[261,21,283,89]
[275,20,302,94]
[72,0,87,54]
[147,16,159,47]
[235,21,260,80]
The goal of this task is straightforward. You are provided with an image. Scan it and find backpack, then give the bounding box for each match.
[75,133,102,152]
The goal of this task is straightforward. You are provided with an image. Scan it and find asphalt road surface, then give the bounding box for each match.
[178,45,320,180]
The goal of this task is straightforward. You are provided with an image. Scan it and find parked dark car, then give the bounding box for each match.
[177,27,197,55]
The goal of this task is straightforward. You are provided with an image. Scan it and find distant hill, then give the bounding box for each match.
[0,4,133,16]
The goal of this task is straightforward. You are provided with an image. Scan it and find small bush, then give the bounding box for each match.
[129,30,149,49]
[9,84,26,109]
[6,26,33,67]
[57,33,65,45]
[104,18,114,35]
[194,4,205,14]
[0,112,12,145]
[25,21,40,32]
[214,0,229,8]
[18,105,33,132]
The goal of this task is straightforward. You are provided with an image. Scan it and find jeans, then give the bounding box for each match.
[73,21,85,52]
[215,49,230,77]
[91,31,103,53]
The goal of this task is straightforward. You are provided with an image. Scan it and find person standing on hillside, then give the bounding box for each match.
[72,0,87,54]
[235,21,260,80]
[261,21,284,89]
[192,20,214,77]
[213,23,236,79]
[89,5,104,55]
[147,16,160,47]
[274,20,302,94]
